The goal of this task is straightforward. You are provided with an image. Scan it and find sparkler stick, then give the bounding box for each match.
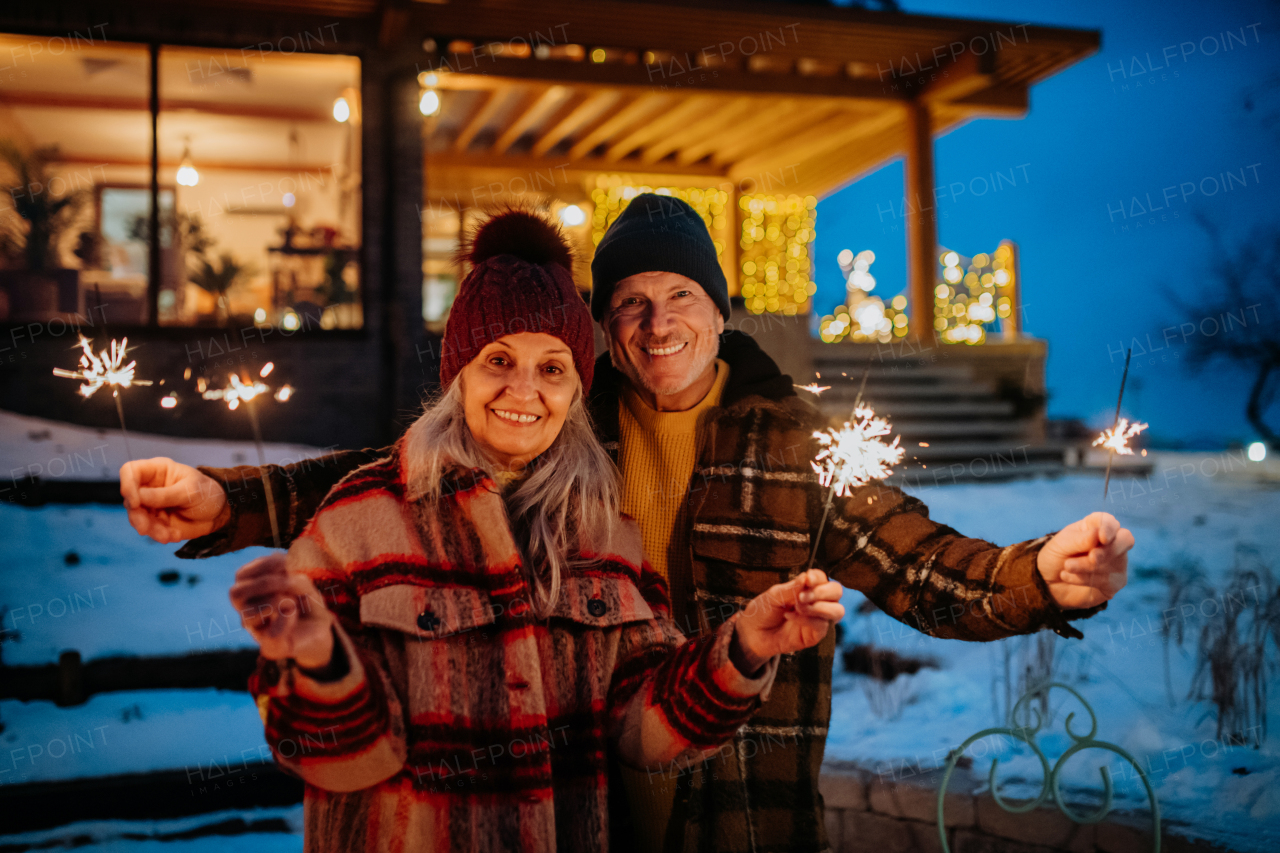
[806,404,905,570]
[52,335,152,462]
[202,363,292,548]
[1095,349,1145,500]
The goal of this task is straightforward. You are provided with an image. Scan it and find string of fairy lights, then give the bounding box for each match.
[738,192,817,316]
[589,179,817,317]
[818,241,1018,345]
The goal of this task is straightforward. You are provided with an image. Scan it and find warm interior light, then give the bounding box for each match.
[254,308,267,323]
[282,312,300,331]
[419,89,440,116]
[176,141,199,187]
[333,97,351,122]
[558,204,585,227]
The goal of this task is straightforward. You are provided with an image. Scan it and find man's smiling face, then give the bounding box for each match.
[602,271,725,408]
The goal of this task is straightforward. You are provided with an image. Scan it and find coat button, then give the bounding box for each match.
[417,610,441,632]
[587,597,607,617]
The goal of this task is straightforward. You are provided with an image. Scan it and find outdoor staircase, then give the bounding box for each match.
[807,340,1068,484]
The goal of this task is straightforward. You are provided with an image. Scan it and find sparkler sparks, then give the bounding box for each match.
[52,335,152,398]
[202,373,269,410]
[200,366,295,549]
[811,405,905,497]
[805,403,904,570]
[795,383,831,395]
[1093,418,1148,456]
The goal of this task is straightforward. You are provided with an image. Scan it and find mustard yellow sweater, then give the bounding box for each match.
[616,359,729,853]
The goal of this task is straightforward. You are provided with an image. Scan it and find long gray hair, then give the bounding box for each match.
[401,376,622,618]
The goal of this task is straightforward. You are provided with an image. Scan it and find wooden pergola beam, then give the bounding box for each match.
[491,85,571,155]
[453,89,502,152]
[729,106,903,184]
[566,92,670,160]
[639,96,754,165]
[529,90,619,156]
[600,95,715,162]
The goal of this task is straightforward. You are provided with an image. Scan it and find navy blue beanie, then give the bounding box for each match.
[589,193,730,321]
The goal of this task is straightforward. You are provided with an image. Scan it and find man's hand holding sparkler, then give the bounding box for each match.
[732,569,846,674]
[1036,512,1133,610]
[120,457,229,544]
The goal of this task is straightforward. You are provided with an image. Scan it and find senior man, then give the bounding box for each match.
[122,194,1131,853]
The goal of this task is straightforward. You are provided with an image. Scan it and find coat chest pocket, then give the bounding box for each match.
[359,584,496,639]
[550,575,655,627]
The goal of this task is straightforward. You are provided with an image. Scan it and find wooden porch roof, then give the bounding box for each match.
[401,0,1099,200]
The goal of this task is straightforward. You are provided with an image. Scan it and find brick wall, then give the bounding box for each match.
[818,761,1227,853]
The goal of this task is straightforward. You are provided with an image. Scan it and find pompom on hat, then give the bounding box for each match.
[439,209,594,391]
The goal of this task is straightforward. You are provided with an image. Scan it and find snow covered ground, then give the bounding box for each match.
[827,463,1280,853]
[1,411,1278,850]
[1,408,329,483]
[0,807,304,853]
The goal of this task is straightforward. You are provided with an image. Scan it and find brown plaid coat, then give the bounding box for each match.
[249,444,777,853]
[184,331,1103,853]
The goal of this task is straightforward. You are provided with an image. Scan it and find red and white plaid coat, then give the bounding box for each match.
[249,444,778,853]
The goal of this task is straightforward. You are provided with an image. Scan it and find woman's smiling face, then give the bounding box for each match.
[459,332,579,472]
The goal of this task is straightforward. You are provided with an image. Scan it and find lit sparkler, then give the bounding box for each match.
[1096,349,1145,499]
[1093,418,1148,456]
[807,403,905,569]
[200,362,293,547]
[52,335,152,460]
[795,383,831,395]
[812,405,905,497]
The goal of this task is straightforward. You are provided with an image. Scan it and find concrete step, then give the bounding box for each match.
[820,380,999,400]
[812,364,977,384]
[886,459,1068,485]
[899,441,1065,462]
[818,399,1015,418]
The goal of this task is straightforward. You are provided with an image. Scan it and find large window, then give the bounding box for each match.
[0,33,361,329]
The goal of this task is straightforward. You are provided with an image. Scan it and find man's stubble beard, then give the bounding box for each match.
[606,328,720,398]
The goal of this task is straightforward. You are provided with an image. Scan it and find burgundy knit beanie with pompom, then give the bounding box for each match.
[439,209,594,391]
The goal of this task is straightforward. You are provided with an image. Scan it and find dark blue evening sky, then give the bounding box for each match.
[816,0,1279,448]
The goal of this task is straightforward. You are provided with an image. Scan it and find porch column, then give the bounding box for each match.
[904,100,937,343]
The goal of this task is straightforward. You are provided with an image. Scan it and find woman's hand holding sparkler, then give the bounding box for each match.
[732,569,846,674]
[120,457,229,544]
[1036,512,1133,610]
[229,554,335,669]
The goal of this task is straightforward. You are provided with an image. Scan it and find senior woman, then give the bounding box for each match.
[228,210,844,853]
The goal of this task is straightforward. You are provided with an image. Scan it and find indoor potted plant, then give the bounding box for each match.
[0,141,89,320]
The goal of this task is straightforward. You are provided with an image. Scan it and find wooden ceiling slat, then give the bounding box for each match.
[711,102,840,167]
[640,96,755,165]
[677,98,805,167]
[529,90,620,156]
[566,92,671,160]
[490,85,571,155]
[600,95,717,162]
[729,106,904,183]
[453,88,504,153]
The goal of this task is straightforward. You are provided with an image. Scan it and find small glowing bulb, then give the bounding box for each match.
[943,251,959,267]
[558,204,585,227]
[283,312,300,331]
[591,48,606,63]
[160,394,178,409]
[282,193,295,208]
[419,89,440,116]
[176,161,199,187]
[1248,441,1267,462]
[260,362,274,378]
[333,97,351,122]
[274,384,294,403]
[254,308,267,323]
